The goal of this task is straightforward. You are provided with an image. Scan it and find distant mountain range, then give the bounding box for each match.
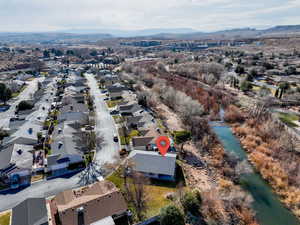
[60,28,197,37]
[60,25,300,39]
[147,25,300,40]
[0,25,299,43]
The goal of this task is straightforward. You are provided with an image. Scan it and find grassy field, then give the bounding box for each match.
[278,112,299,127]
[0,212,11,225]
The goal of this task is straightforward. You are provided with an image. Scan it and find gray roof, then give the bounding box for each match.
[11,144,34,169]
[47,153,83,167]
[58,111,88,124]
[0,146,13,170]
[132,137,154,147]
[12,198,48,225]
[128,150,177,176]
[107,86,125,93]
[119,104,141,113]
[126,116,143,124]
[60,102,89,114]
[51,122,84,157]
[9,119,27,132]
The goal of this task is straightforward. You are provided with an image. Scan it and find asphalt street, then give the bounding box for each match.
[85,73,120,165]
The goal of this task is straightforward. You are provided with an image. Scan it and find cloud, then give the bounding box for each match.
[0,0,299,32]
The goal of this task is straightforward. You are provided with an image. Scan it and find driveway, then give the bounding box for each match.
[85,73,120,165]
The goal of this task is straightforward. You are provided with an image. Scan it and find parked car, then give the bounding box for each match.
[10,115,20,121]
[101,90,107,93]
[103,98,109,101]
[119,148,128,156]
[110,110,119,115]
[113,136,119,142]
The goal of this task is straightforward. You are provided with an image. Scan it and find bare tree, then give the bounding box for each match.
[125,171,149,221]
[123,160,149,221]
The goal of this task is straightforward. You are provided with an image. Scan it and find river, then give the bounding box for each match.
[211,123,300,225]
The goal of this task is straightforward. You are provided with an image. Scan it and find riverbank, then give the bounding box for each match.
[212,123,300,225]
[229,119,300,219]
[141,90,258,224]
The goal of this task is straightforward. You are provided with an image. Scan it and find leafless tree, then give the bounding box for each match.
[125,171,149,221]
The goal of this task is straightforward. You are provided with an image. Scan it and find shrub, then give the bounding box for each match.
[17,100,33,111]
[240,80,252,92]
[181,191,201,215]
[160,205,185,225]
[224,105,244,123]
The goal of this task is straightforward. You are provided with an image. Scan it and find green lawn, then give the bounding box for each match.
[120,136,131,145]
[107,168,176,219]
[0,212,11,225]
[278,112,299,127]
[11,85,27,98]
[106,100,121,108]
[120,130,139,145]
[112,115,125,124]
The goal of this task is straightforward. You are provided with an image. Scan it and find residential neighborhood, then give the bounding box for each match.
[1,4,300,224]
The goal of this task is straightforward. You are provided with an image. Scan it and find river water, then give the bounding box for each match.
[211,124,300,225]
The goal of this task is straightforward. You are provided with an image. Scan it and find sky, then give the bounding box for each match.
[0,0,300,32]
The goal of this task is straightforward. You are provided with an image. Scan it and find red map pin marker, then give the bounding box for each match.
[156,136,170,156]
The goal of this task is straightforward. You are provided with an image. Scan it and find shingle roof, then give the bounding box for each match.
[132,137,154,147]
[11,198,48,225]
[126,116,143,125]
[54,181,127,225]
[51,122,84,157]
[128,150,177,176]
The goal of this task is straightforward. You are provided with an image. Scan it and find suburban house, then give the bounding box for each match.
[128,150,177,181]
[132,137,155,151]
[58,111,88,125]
[119,103,142,116]
[126,114,155,130]
[126,116,145,130]
[107,84,126,100]
[46,122,85,178]
[0,144,33,189]
[60,96,89,114]
[11,198,49,225]
[49,180,129,225]
[131,128,160,151]
[103,74,119,86]
[4,121,42,146]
